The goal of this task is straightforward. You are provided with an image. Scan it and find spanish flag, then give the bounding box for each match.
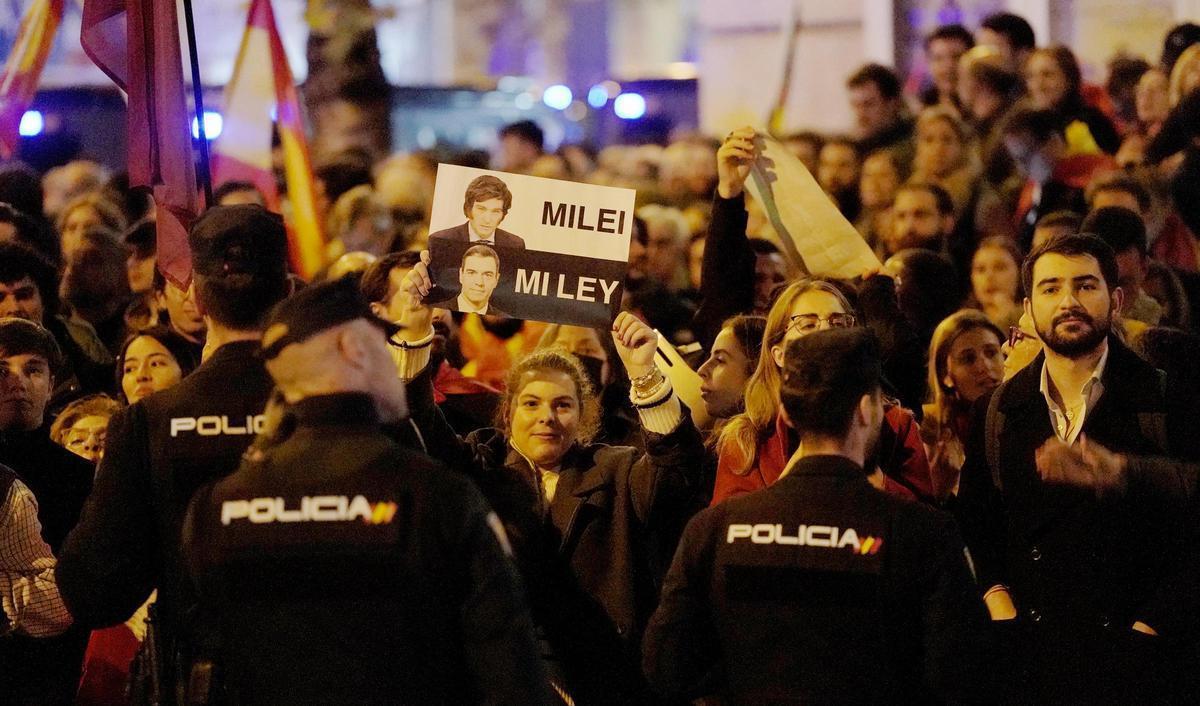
[213,0,326,280]
[0,0,63,159]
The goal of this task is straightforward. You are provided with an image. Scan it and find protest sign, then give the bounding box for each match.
[424,164,635,327]
[744,134,880,279]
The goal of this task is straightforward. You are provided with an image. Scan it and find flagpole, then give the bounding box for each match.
[181,0,214,208]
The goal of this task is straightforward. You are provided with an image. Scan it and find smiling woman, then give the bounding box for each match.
[500,349,601,474]
[395,252,705,700]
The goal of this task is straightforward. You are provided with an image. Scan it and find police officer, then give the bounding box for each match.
[57,206,292,698]
[181,276,554,705]
[642,329,989,704]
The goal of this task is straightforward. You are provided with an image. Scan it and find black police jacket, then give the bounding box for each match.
[58,341,274,637]
[182,393,555,706]
[643,454,990,705]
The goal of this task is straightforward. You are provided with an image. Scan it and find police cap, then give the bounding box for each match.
[189,205,289,279]
[259,276,402,361]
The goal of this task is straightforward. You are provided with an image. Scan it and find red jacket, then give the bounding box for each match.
[711,403,934,506]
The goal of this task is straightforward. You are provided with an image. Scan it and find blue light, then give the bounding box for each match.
[613,92,646,120]
[542,84,573,111]
[191,111,224,140]
[18,111,43,137]
[587,85,609,108]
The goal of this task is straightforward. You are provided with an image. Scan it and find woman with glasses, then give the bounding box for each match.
[711,277,934,505]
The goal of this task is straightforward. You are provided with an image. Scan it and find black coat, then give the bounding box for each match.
[183,394,554,705]
[406,369,705,703]
[956,337,1200,702]
[643,455,989,704]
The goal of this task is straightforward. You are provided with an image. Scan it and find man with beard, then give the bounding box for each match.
[956,233,1200,703]
[644,329,987,703]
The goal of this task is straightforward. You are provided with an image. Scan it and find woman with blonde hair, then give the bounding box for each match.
[712,277,933,505]
[920,310,1004,499]
[324,184,396,260]
[50,394,122,464]
[913,106,1013,269]
[396,252,706,701]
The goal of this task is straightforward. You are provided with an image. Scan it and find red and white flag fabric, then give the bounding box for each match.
[213,0,326,279]
[0,0,64,159]
[81,0,200,289]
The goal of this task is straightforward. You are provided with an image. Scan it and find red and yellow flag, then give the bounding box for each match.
[213,0,326,280]
[0,0,64,159]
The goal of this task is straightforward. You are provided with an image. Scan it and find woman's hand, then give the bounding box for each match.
[611,312,659,380]
[396,250,435,341]
[717,127,758,199]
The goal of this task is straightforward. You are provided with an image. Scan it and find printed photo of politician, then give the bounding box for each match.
[434,244,508,316]
[428,175,527,250]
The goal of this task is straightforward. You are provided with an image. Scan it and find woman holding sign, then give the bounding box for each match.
[393,251,705,704]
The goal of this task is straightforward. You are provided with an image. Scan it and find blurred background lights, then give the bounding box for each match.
[513,92,535,110]
[613,92,646,120]
[564,100,588,121]
[542,84,573,110]
[18,110,43,137]
[191,111,223,139]
[587,84,609,108]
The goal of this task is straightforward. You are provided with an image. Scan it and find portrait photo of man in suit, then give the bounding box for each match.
[436,244,507,316]
[429,175,527,250]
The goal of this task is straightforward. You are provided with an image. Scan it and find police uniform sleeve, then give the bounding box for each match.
[917,512,993,703]
[642,506,722,700]
[57,404,159,628]
[443,475,556,706]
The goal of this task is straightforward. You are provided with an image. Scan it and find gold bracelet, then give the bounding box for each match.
[631,368,665,397]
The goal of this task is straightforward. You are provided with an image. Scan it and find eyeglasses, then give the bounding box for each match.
[787,313,856,334]
[1007,326,1035,348]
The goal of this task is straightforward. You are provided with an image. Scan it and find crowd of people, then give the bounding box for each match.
[3,10,1200,704]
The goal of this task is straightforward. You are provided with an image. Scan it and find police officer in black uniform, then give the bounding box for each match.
[57,206,292,699]
[181,276,554,705]
[643,329,990,704]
